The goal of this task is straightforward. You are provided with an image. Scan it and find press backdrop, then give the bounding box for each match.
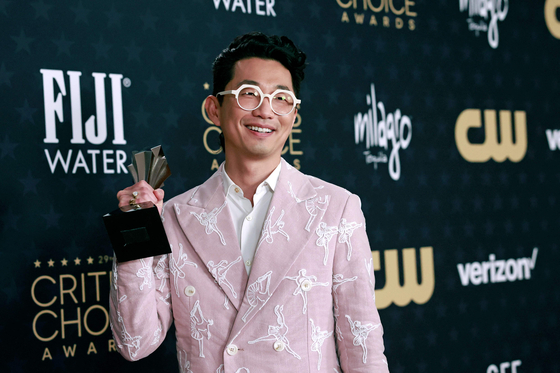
[1,1,559,372]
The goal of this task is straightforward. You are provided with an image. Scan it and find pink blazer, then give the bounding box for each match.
[110,159,389,372]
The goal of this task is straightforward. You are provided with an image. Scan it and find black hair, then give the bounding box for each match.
[212,32,307,101]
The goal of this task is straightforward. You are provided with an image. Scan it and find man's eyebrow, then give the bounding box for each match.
[235,80,293,92]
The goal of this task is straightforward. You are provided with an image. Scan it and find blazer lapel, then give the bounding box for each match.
[230,159,323,337]
[174,166,247,311]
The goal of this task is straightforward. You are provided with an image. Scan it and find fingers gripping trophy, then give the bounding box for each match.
[103,145,172,262]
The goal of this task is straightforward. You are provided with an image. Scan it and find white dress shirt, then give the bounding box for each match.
[222,162,281,274]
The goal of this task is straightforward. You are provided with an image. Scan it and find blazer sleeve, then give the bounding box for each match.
[333,194,390,372]
[108,213,173,361]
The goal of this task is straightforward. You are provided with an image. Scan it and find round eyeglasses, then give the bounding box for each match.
[216,84,301,116]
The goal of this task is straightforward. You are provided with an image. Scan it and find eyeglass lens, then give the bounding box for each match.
[237,86,295,114]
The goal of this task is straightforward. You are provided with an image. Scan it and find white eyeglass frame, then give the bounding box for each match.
[216,84,301,116]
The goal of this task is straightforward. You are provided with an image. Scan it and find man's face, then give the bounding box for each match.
[207,57,297,162]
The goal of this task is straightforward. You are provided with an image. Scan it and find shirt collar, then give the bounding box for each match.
[222,161,282,197]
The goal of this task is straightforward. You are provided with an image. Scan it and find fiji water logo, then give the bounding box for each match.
[459,0,509,49]
[353,84,412,181]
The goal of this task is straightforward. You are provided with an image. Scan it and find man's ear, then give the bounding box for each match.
[205,95,221,127]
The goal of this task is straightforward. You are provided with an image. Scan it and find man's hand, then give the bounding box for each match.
[117,181,165,214]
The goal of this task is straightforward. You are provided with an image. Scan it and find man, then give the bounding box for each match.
[110,32,389,372]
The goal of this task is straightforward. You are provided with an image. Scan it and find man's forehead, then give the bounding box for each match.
[229,58,293,90]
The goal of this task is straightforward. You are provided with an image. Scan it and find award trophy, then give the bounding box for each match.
[103,145,172,263]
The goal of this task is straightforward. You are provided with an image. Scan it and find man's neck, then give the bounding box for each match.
[224,156,281,205]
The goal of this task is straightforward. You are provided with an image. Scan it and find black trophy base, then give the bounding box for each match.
[103,201,171,263]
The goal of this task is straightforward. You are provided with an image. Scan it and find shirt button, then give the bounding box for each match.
[226,344,238,355]
[273,341,285,352]
[245,260,252,267]
[184,285,196,297]
[235,187,240,193]
[246,215,252,221]
[301,280,312,292]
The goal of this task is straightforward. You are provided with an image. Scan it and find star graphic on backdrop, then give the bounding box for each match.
[48,259,54,267]
[374,36,386,53]
[168,172,187,195]
[42,205,62,228]
[349,34,362,50]
[160,43,177,64]
[87,256,94,264]
[140,8,158,30]
[331,143,342,161]
[2,207,21,230]
[144,74,162,95]
[105,4,122,27]
[132,106,151,128]
[411,66,421,81]
[34,260,41,268]
[19,171,40,195]
[16,99,37,123]
[398,226,408,241]
[420,225,430,239]
[163,107,179,128]
[322,30,336,49]
[310,58,325,76]
[74,257,81,265]
[294,29,310,48]
[100,174,118,194]
[327,87,340,105]
[70,0,89,24]
[302,143,316,160]
[30,0,52,20]
[338,60,350,77]
[307,2,321,18]
[203,82,210,90]
[372,226,383,242]
[125,40,142,62]
[363,62,374,78]
[181,140,198,159]
[81,206,98,227]
[0,63,14,87]
[60,175,79,193]
[52,32,73,56]
[61,258,68,266]
[0,0,11,15]
[175,13,192,33]
[193,46,210,67]
[92,36,112,59]
[0,135,18,159]
[206,17,223,38]
[178,76,195,97]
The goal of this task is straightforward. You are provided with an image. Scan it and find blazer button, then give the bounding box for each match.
[273,341,285,352]
[301,279,312,292]
[226,344,238,356]
[184,285,196,297]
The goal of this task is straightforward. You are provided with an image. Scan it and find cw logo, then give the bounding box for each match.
[545,0,560,39]
[372,247,434,309]
[455,109,527,163]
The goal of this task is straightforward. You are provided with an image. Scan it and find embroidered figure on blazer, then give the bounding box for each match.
[242,270,273,322]
[248,304,301,360]
[178,349,193,373]
[216,364,224,373]
[207,256,242,298]
[136,258,153,291]
[310,318,333,370]
[159,292,171,306]
[315,222,339,265]
[258,206,289,249]
[190,200,228,245]
[170,243,198,297]
[174,203,181,216]
[345,315,380,364]
[287,181,330,232]
[285,269,329,314]
[116,311,142,361]
[224,295,230,309]
[365,258,376,301]
[151,322,163,346]
[154,254,170,292]
[190,300,213,358]
[338,218,363,261]
[333,274,358,340]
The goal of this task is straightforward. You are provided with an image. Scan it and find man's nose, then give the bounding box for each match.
[252,95,275,118]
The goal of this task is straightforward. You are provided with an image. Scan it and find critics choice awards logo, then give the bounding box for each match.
[353,84,412,181]
[336,0,417,30]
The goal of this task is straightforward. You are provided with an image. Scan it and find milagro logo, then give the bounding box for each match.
[457,248,538,286]
[459,0,509,49]
[353,84,412,181]
[212,0,276,16]
[41,69,129,175]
